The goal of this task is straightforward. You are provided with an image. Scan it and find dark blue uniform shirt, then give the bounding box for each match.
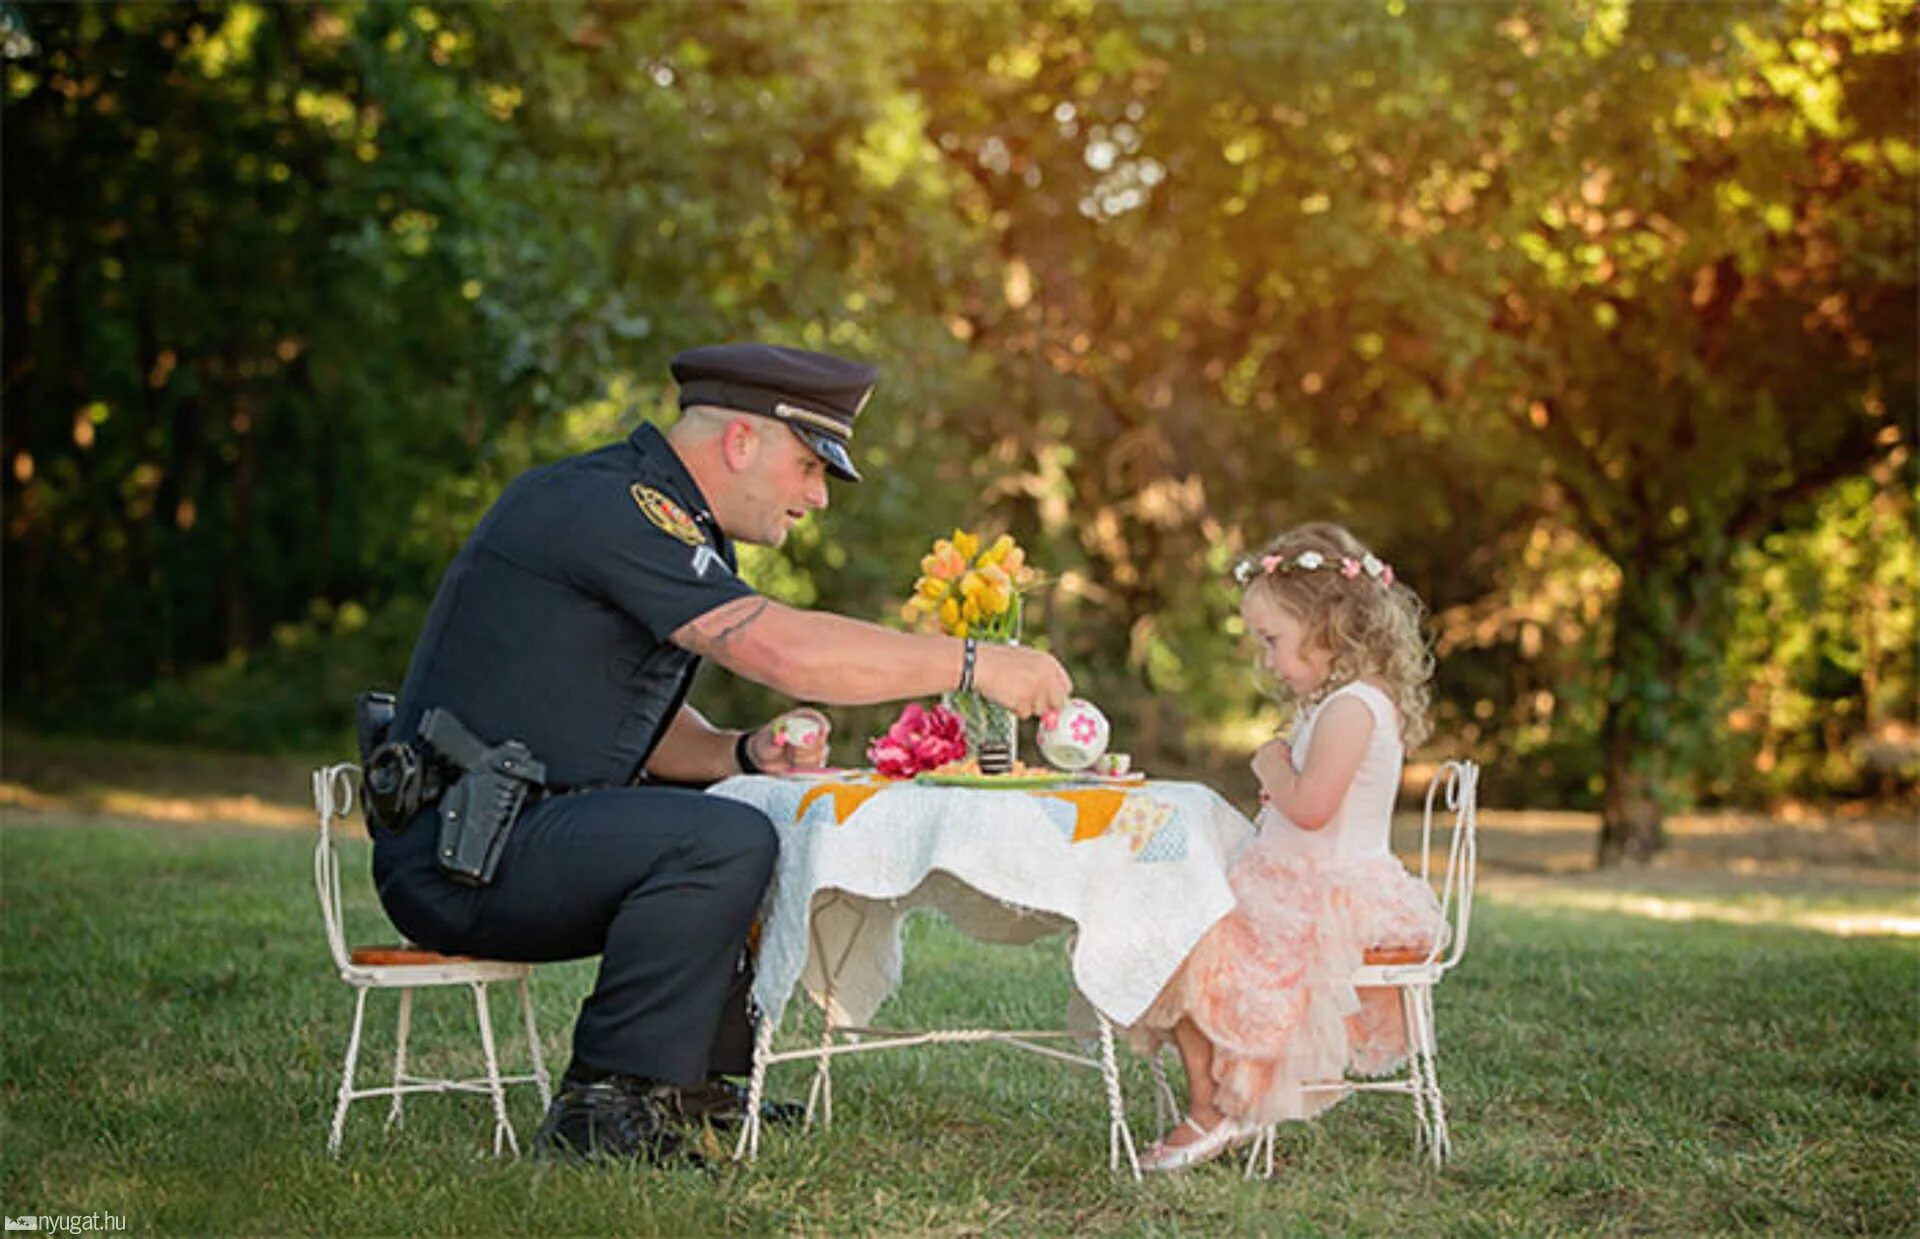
[394,424,756,789]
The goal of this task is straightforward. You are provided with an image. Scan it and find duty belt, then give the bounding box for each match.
[353,694,548,886]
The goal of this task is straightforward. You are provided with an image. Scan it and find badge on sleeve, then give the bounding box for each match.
[630,484,705,546]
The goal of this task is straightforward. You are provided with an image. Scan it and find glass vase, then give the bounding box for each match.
[946,686,1018,774]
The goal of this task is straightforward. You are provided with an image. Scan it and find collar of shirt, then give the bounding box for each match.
[627,422,731,554]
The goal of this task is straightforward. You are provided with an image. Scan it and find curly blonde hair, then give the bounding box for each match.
[1237,522,1434,748]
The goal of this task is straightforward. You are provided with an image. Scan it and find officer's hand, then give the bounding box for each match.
[750,708,833,773]
[973,645,1073,718]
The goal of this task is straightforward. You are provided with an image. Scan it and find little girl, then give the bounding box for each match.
[1134,521,1448,1172]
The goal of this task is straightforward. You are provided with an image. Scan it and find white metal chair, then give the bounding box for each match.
[312,762,552,1157]
[1146,758,1481,1176]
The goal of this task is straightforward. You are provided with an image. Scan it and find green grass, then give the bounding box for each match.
[3,820,1916,1237]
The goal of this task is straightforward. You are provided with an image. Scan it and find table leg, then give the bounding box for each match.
[1098,1013,1142,1181]
[803,906,844,1131]
[804,1019,834,1131]
[734,1016,777,1163]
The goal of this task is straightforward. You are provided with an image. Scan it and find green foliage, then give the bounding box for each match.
[3,2,1914,831]
[1721,469,1919,800]
[72,594,427,753]
[3,2,522,697]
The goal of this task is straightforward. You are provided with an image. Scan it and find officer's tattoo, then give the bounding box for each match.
[678,596,770,658]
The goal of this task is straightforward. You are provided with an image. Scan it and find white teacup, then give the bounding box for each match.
[1036,698,1111,771]
[773,714,825,749]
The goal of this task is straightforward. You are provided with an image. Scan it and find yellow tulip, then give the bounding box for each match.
[922,543,967,581]
[958,567,1008,619]
[901,597,927,623]
[939,596,964,635]
[974,564,1012,616]
[978,533,1014,570]
[916,575,950,602]
[952,528,980,562]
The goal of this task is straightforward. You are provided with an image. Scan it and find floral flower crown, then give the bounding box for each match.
[1232,549,1395,588]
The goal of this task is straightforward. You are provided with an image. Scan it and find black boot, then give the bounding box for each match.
[532,1073,690,1164]
[666,1076,806,1130]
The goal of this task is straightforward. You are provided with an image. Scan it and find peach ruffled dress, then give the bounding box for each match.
[1134,680,1448,1125]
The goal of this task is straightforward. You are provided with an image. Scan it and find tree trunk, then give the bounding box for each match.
[1594,541,1731,866]
[224,388,258,655]
[1597,689,1666,866]
[1594,556,1675,867]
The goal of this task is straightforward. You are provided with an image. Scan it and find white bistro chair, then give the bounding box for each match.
[312,762,552,1156]
[1147,759,1480,1176]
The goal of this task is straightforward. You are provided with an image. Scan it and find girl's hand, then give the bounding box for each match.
[1250,737,1293,796]
[1268,697,1375,829]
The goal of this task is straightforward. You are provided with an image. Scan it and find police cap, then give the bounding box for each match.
[670,343,877,483]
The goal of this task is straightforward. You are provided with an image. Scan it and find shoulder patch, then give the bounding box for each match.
[630,484,705,546]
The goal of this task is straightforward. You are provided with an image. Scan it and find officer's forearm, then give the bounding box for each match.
[675,596,962,705]
[772,620,966,703]
[643,705,740,783]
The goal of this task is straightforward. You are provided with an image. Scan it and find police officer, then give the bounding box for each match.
[373,342,1073,1164]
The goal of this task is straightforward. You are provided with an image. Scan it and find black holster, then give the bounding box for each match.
[353,692,543,886]
[417,707,546,887]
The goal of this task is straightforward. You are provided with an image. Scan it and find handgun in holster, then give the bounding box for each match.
[417,707,546,887]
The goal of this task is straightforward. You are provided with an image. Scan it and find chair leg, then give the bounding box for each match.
[1397,985,1432,1160]
[1098,1013,1141,1181]
[1243,1124,1277,1180]
[517,974,552,1108]
[471,982,518,1158]
[386,988,414,1131]
[329,988,370,1157]
[1148,1048,1179,1140]
[1414,987,1450,1167]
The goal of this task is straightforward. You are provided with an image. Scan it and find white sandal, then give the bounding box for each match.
[1141,1115,1254,1173]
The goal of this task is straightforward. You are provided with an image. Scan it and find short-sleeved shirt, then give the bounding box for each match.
[394,423,757,789]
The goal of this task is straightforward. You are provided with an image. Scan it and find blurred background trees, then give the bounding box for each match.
[5,0,1913,864]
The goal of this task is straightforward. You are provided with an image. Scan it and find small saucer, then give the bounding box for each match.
[775,767,866,781]
[1065,771,1147,785]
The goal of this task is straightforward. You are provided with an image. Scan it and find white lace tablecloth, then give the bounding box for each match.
[709,774,1257,1031]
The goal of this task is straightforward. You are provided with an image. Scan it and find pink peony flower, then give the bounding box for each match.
[868,738,917,778]
[867,702,970,776]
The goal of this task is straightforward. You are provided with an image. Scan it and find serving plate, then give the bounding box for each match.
[915,771,1074,789]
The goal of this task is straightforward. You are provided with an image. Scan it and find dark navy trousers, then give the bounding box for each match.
[372,786,777,1087]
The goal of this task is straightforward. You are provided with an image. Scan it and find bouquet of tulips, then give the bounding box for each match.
[899,529,1033,642]
[893,528,1040,771]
